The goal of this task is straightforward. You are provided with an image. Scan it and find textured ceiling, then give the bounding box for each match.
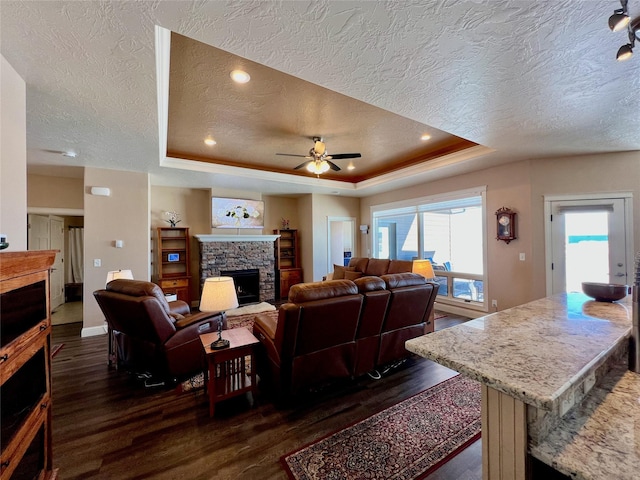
[2,1,639,196]
[166,32,478,183]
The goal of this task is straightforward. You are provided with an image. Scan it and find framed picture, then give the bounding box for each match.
[167,253,180,262]
[211,197,264,229]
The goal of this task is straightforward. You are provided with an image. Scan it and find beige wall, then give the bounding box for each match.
[28,174,84,209]
[297,194,314,282]
[360,153,640,314]
[150,185,211,302]
[263,195,300,232]
[83,168,150,335]
[0,55,27,250]
[361,161,534,313]
[149,187,303,301]
[308,194,360,281]
[529,151,640,299]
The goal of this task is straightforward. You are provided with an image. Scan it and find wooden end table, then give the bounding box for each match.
[200,327,260,417]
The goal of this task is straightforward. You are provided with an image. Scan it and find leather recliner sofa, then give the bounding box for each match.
[253,279,363,397]
[94,279,224,382]
[253,273,438,397]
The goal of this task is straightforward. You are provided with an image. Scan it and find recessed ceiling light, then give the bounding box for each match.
[347,163,355,170]
[230,70,250,84]
[204,137,216,146]
[421,134,432,141]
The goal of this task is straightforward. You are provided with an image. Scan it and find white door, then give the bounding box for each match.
[327,217,356,272]
[28,214,50,250]
[546,196,632,295]
[49,216,65,310]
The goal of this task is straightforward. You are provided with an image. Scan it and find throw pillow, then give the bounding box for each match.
[344,270,363,280]
[332,264,355,279]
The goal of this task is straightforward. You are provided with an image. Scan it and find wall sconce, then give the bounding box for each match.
[90,186,111,196]
[360,225,369,234]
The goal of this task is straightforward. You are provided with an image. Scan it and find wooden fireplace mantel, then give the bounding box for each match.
[195,234,280,243]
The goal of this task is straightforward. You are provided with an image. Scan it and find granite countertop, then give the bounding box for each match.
[405,293,632,412]
[530,362,640,480]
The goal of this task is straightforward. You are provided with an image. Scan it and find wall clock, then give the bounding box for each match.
[496,207,516,244]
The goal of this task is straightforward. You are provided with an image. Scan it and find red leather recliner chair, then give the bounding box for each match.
[94,279,223,382]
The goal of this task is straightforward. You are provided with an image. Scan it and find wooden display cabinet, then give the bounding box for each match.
[155,227,191,305]
[274,229,303,300]
[0,250,58,480]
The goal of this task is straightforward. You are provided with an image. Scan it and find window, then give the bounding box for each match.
[372,187,487,310]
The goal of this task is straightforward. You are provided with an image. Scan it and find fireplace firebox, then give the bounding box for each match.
[220,269,260,305]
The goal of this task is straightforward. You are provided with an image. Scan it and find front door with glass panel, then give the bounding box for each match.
[548,197,630,294]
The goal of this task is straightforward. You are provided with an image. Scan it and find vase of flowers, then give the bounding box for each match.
[164,211,181,227]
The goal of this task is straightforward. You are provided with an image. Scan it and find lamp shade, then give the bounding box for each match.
[412,259,435,280]
[106,269,133,286]
[200,277,239,312]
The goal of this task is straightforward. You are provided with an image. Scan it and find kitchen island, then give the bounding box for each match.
[406,293,635,480]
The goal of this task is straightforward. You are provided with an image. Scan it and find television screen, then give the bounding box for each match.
[211,197,264,229]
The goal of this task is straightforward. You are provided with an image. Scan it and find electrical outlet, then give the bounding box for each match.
[93,258,101,267]
[491,299,498,309]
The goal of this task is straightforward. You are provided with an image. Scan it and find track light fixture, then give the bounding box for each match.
[609,0,640,60]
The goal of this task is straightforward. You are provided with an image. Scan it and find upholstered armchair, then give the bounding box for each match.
[94,279,224,382]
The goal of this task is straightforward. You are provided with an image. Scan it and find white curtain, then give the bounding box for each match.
[69,227,84,283]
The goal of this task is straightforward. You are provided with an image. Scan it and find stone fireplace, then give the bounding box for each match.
[196,234,279,304]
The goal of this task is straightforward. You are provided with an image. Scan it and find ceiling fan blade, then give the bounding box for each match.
[276,153,310,158]
[327,161,341,171]
[294,160,312,170]
[328,153,361,160]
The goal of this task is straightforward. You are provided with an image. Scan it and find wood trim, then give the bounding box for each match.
[482,385,529,480]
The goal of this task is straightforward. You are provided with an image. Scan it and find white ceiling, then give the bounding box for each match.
[2,1,639,197]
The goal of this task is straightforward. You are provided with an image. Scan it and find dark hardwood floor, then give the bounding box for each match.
[50,315,482,480]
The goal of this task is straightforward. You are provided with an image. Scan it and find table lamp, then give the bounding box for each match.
[412,259,435,281]
[200,276,239,350]
[105,269,133,286]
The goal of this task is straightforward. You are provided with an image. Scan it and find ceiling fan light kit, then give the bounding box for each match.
[609,0,640,60]
[276,136,362,176]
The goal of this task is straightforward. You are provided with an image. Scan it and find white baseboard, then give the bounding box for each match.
[81,324,108,337]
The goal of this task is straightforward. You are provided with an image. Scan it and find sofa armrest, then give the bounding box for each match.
[174,311,224,329]
[253,313,280,364]
[169,300,191,316]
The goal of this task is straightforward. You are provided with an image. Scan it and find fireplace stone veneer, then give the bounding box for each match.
[196,235,279,304]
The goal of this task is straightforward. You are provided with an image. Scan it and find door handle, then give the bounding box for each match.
[614,273,625,277]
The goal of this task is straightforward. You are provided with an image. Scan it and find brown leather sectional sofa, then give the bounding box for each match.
[253,272,438,397]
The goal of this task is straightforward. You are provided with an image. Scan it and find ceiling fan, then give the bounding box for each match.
[276,137,361,175]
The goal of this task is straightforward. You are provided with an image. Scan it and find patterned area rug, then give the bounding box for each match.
[282,375,481,480]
